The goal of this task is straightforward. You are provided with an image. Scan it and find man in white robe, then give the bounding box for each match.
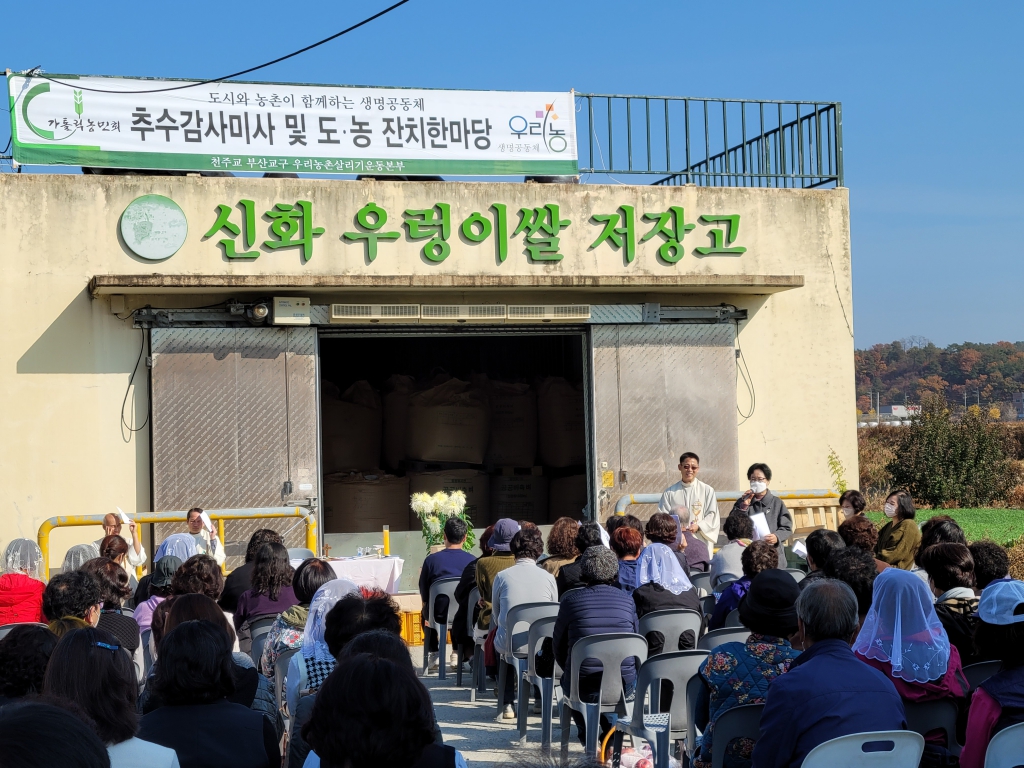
[658,451,720,546]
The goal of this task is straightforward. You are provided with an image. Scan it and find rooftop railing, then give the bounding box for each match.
[574,93,843,188]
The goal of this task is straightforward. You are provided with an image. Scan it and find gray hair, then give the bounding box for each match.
[796,579,859,641]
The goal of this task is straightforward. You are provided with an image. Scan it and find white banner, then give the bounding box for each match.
[8,74,578,176]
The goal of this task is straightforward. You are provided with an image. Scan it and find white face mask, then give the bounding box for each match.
[883,502,897,518]
[750,480,768,494]
[841,506,855,519]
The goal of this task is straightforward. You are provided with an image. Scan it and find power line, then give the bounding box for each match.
[27,0,412,95]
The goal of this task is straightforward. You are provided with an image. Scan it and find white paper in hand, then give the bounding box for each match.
[116,507,131,525]
[792,540,808,559]
[749,512,771,541]
[200,511,214,532]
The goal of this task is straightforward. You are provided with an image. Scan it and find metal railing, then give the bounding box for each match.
[612,490,837,515]
[37,506,317,579]
[575,94,842,188]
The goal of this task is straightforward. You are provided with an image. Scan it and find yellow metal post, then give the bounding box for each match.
[218,519,227,574]
[383,525,390,556]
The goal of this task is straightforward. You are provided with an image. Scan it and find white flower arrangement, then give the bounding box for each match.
[411,490,474,551]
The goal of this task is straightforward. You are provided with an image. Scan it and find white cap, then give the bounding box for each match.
[978,579,1024,625]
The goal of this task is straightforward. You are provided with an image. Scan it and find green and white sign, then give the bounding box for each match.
[120,194,188,260]
[7,74,578,176]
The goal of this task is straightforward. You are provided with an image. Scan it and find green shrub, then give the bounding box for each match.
[887,395,1012,508]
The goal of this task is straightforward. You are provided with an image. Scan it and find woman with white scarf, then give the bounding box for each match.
[632,518,701,654]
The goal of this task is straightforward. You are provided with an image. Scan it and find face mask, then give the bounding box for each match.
[841,506,855,519]
[883,502,897,518]
[750,481,768,494]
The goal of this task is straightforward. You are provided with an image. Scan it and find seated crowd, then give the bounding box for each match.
[0,485,1022,768]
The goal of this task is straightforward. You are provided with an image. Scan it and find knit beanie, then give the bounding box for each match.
[581,545,619,585]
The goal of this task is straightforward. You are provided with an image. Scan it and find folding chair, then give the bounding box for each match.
[802,730,924,768]
[611,650,710,768]
[422,577,461,681]
[496,602,559,718]
[904,698,960,756]
[638,609,703,656]
[559,633,647,762]
[984,721,1024,768]
[710,703,764,768]
[696,628,750,652]
[519,614,562,750]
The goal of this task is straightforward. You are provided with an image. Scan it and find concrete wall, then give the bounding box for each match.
[0,174,855,567]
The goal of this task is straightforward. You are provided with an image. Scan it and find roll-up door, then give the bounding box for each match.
[591,323,739,520]
[150,327,319,563]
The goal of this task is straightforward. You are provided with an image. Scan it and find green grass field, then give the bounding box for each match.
[865,509,1024,546]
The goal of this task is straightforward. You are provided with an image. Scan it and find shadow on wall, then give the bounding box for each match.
[17,288,143,374]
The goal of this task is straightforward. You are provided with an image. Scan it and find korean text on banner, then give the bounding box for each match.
[7,74,579,176]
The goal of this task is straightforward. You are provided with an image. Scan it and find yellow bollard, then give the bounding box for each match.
[383,525,390,556]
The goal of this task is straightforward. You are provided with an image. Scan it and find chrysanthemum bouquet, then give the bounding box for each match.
[410,490,475,552]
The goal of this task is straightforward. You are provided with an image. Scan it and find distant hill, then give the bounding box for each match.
[855,339,1024,413]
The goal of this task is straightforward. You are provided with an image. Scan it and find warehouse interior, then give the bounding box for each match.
[318,332,590,534]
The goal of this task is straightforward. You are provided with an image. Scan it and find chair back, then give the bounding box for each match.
[724,609,744,628]
[248,616,279,665]
[638,609,703,655]
[710,703,764,768]
[964,660,1003,693]
[632,650,709,737]
[984,721,1024,768]
[275,648,299,715]
[560,586,584,601]
[685,672,705,759]
[568,633,648,709]
[505,602,559,659]
[526,615,561,682]
[467,586,481,637]
[140,629,153,677]
[697,627,751,652]
[700,594,717,617]
[425,577,461,630]
[801,730,925,768]
[690,572,712,596]
[288,548,315,561]
[784,568,807,583]
[0,622,48,641]
[904,699,959,752]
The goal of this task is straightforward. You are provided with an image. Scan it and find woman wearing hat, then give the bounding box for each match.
[691,570,801,768]
[961,579,1024,768]
[474,519,519,638]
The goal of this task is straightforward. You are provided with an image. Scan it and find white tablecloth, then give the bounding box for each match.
[327,557,404,594]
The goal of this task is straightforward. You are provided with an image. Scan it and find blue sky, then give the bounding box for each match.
[3,0,1021,348]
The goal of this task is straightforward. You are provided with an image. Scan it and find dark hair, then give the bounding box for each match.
[607,514,643,539]
[968,540,1010,589]
[250,542,294,601]
[838,515,879,552]
[479,525,495,557]
[99,535,129,563]
[838,490,866,514]
[805,530,846,572]
[443,517,468,544]
[302,654,436,768]
[610,527,643,558]
[43,627,138,745]
[171,554,224,600]
[606,515,626,537]
[574,522,605,554]
[746,463,772,481]
[150,620,235,705]
[511,527,544,560]
[679,452,700,465]
[645,513,679,546]
[244,528,284,564]
[915,516,966,566]
[339,629,412,666]
[975,603,1024,669]
[0,625,57,698]
[918,543,975,591]
[165,593,235,646]
[824,547,878,617]
[293,558,338,604]
[79,558,131,609]
[547,517,581,559]
[150,597,175,652]
[723,514,754,541]
[0,701,111,768]
[886,490,916,521]
[42,571,101,622]
[741,540,777,579]
[186,507,204,523]
[324,591,402,658]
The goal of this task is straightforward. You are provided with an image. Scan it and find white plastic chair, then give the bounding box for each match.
[784,567,807,583]
[638,609,703,656]
[519,614,561,750]
[904,698,960,756]
[802,730,924,768]
[984,721,1024,768]
[963,660,1002,692]
[496,601,559,718]
[275,647,299,723]
[697,627,750,652]
[248,616,278,666]
[690,572,712,597]
[724,609,744,628]
[422,577,461,681]
[0,622,48,642]
[466,587,488,702]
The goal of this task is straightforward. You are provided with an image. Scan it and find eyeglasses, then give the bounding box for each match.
[93,641,121,654]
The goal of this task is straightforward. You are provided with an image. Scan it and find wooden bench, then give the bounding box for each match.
[787,498,842,535]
